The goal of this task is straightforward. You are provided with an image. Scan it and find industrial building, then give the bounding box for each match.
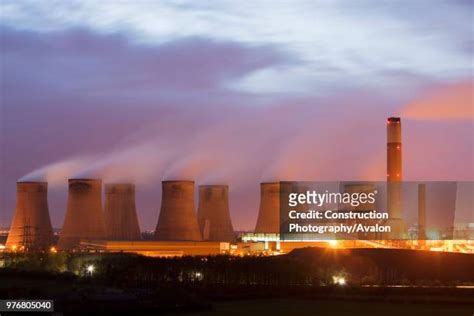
[79,240,230,257]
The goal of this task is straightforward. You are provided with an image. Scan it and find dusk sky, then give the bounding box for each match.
[1,0,473,231]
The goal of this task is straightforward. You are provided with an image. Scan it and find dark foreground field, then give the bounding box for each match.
[188,299,473,316]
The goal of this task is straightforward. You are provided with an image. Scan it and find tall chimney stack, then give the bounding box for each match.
[418,183,426,240]
[254,182,280,233]
[386,117,404,237]
[197,185,235,242]
[154,181,202,241]
[58,178,106,250]
[387,117,402,183]
[104,183,141,240]
[6,181,54,251]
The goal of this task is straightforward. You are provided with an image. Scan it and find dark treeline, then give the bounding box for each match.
[2,247,474,287]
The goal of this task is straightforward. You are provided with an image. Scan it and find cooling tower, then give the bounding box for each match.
[197,185,235,242]
[58,178,106,250]
[6,181,54,251]
[104,183,141,240]
[387,117,404,237]
[154,181,202,241]
[254,182,280,233]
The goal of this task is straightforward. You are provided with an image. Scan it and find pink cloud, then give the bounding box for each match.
[402,81,473,120]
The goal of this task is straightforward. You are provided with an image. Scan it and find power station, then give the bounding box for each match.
[104,183,141,240]
[154,181,202,241]
[6,181,54,251]
[4,116,471,254]
[197,185,235,242]
[58,178,106,250]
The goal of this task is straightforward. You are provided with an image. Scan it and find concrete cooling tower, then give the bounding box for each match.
[58,178,106,250]
[154,181,202,241]
[254,182,280,233]
[104,183,141,240]
[6,181,54,251]
[197,185,235,242]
